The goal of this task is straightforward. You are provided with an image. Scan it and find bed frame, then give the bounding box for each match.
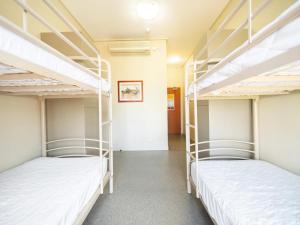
[74,172,111,225]
[185,0,300,223]
[0,1,113,224]
[187,0,300,97]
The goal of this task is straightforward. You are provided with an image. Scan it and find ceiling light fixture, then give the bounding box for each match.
[137,0,159,21]
[168,56,182,64]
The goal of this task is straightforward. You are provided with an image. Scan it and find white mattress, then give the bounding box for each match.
[0,17,110,92]
[191,160,300,225]
[188,1,300,94]
[0,157,107,225]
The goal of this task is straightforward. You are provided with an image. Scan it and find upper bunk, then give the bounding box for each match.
[0,0,110,97]
[186,0,300,98]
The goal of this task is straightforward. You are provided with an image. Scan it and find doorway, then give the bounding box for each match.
[167,87,181,134]
[167,87,185,150]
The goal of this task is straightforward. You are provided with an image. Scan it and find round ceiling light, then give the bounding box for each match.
[137,0,159,21]
[168,56,182,64]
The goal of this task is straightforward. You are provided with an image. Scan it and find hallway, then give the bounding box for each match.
[84,151,213,225]
[168,134,186,151]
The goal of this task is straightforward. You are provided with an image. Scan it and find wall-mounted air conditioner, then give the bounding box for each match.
[108,42,154,55]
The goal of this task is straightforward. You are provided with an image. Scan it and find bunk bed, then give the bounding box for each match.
[185,1,300,225]
[0,1,113,225]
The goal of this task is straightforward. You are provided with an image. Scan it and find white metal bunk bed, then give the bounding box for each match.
[0,1,113,225]
[185,1,300,225]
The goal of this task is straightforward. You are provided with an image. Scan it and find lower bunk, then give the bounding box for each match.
[190,159,300,225]
[0,156,109,225]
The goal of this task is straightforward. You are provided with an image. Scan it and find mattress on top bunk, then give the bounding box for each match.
[0,156,107,225]
[0,17,110,92]
[191,160,300,225]
[188,1,300,94]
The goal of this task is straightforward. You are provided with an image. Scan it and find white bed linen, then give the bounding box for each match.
[191,160,300,225]
[0,157,107,225]
[0,17,110,92]
[188,1,300,94]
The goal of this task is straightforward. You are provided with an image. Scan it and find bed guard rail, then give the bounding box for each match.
[185,0,297,89]
[188,139,255,161]
[46,138,110,158]
[13,0,106,81]
[186,139,255,198]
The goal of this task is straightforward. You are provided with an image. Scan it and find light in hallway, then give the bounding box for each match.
[137,0,160,21]
[168,55,182,64]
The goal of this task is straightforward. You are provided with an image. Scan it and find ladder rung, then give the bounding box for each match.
[102,120,112,126]
[186,124,195,128]
[102,92,112,97]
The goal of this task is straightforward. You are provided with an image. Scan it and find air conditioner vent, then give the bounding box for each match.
[108,42,153,55]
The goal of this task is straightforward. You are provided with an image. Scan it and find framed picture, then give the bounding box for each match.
[167,93,175,110]
[118,80,143,102]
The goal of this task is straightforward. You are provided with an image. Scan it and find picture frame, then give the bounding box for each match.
[118,80,143,102]
[167,93,175,110]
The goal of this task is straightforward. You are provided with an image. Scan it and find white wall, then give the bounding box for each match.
[198,101,210,143]
[189,100,210,156]
[209,99,252,157]
[259,92,300,175]
[46,99,86,156]
[47,99,85,140]
[46,97,110,155]
[189,100,209,143]
[83,98,99,140]
[167,65,185,134]
[209,100,252,140]
[96,40,168,151]
[0,95,41,172]
[83,97,110,151]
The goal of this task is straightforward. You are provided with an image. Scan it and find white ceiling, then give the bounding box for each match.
[61,0,229,62]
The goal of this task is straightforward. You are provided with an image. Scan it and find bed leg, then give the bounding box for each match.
[109,176,113,193]
[100,183,104,194]
[196,185,200,198]
[187,178,191,194]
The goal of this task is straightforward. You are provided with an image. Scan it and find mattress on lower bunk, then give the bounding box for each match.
[0,156,108,225]
[191,160,300,225]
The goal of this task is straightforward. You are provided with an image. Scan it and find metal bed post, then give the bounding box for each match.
[104,59,114,194]
[99,59,113,194]
[83,139,86,155]
[16,0,98,68]
[253,97,260,159]
[193,63,200,199]
[97,54,103,194]
[108,66,113,194]
[42,0,99,58]
[248,0,253,43]
[22,0,28,32]
[185,62,192,194]
[40,97,47,157]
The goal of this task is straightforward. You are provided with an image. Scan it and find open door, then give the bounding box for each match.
[167,87,181,134]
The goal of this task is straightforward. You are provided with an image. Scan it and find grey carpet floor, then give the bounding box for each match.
[83,151,213,225]
[168,134,186,151]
